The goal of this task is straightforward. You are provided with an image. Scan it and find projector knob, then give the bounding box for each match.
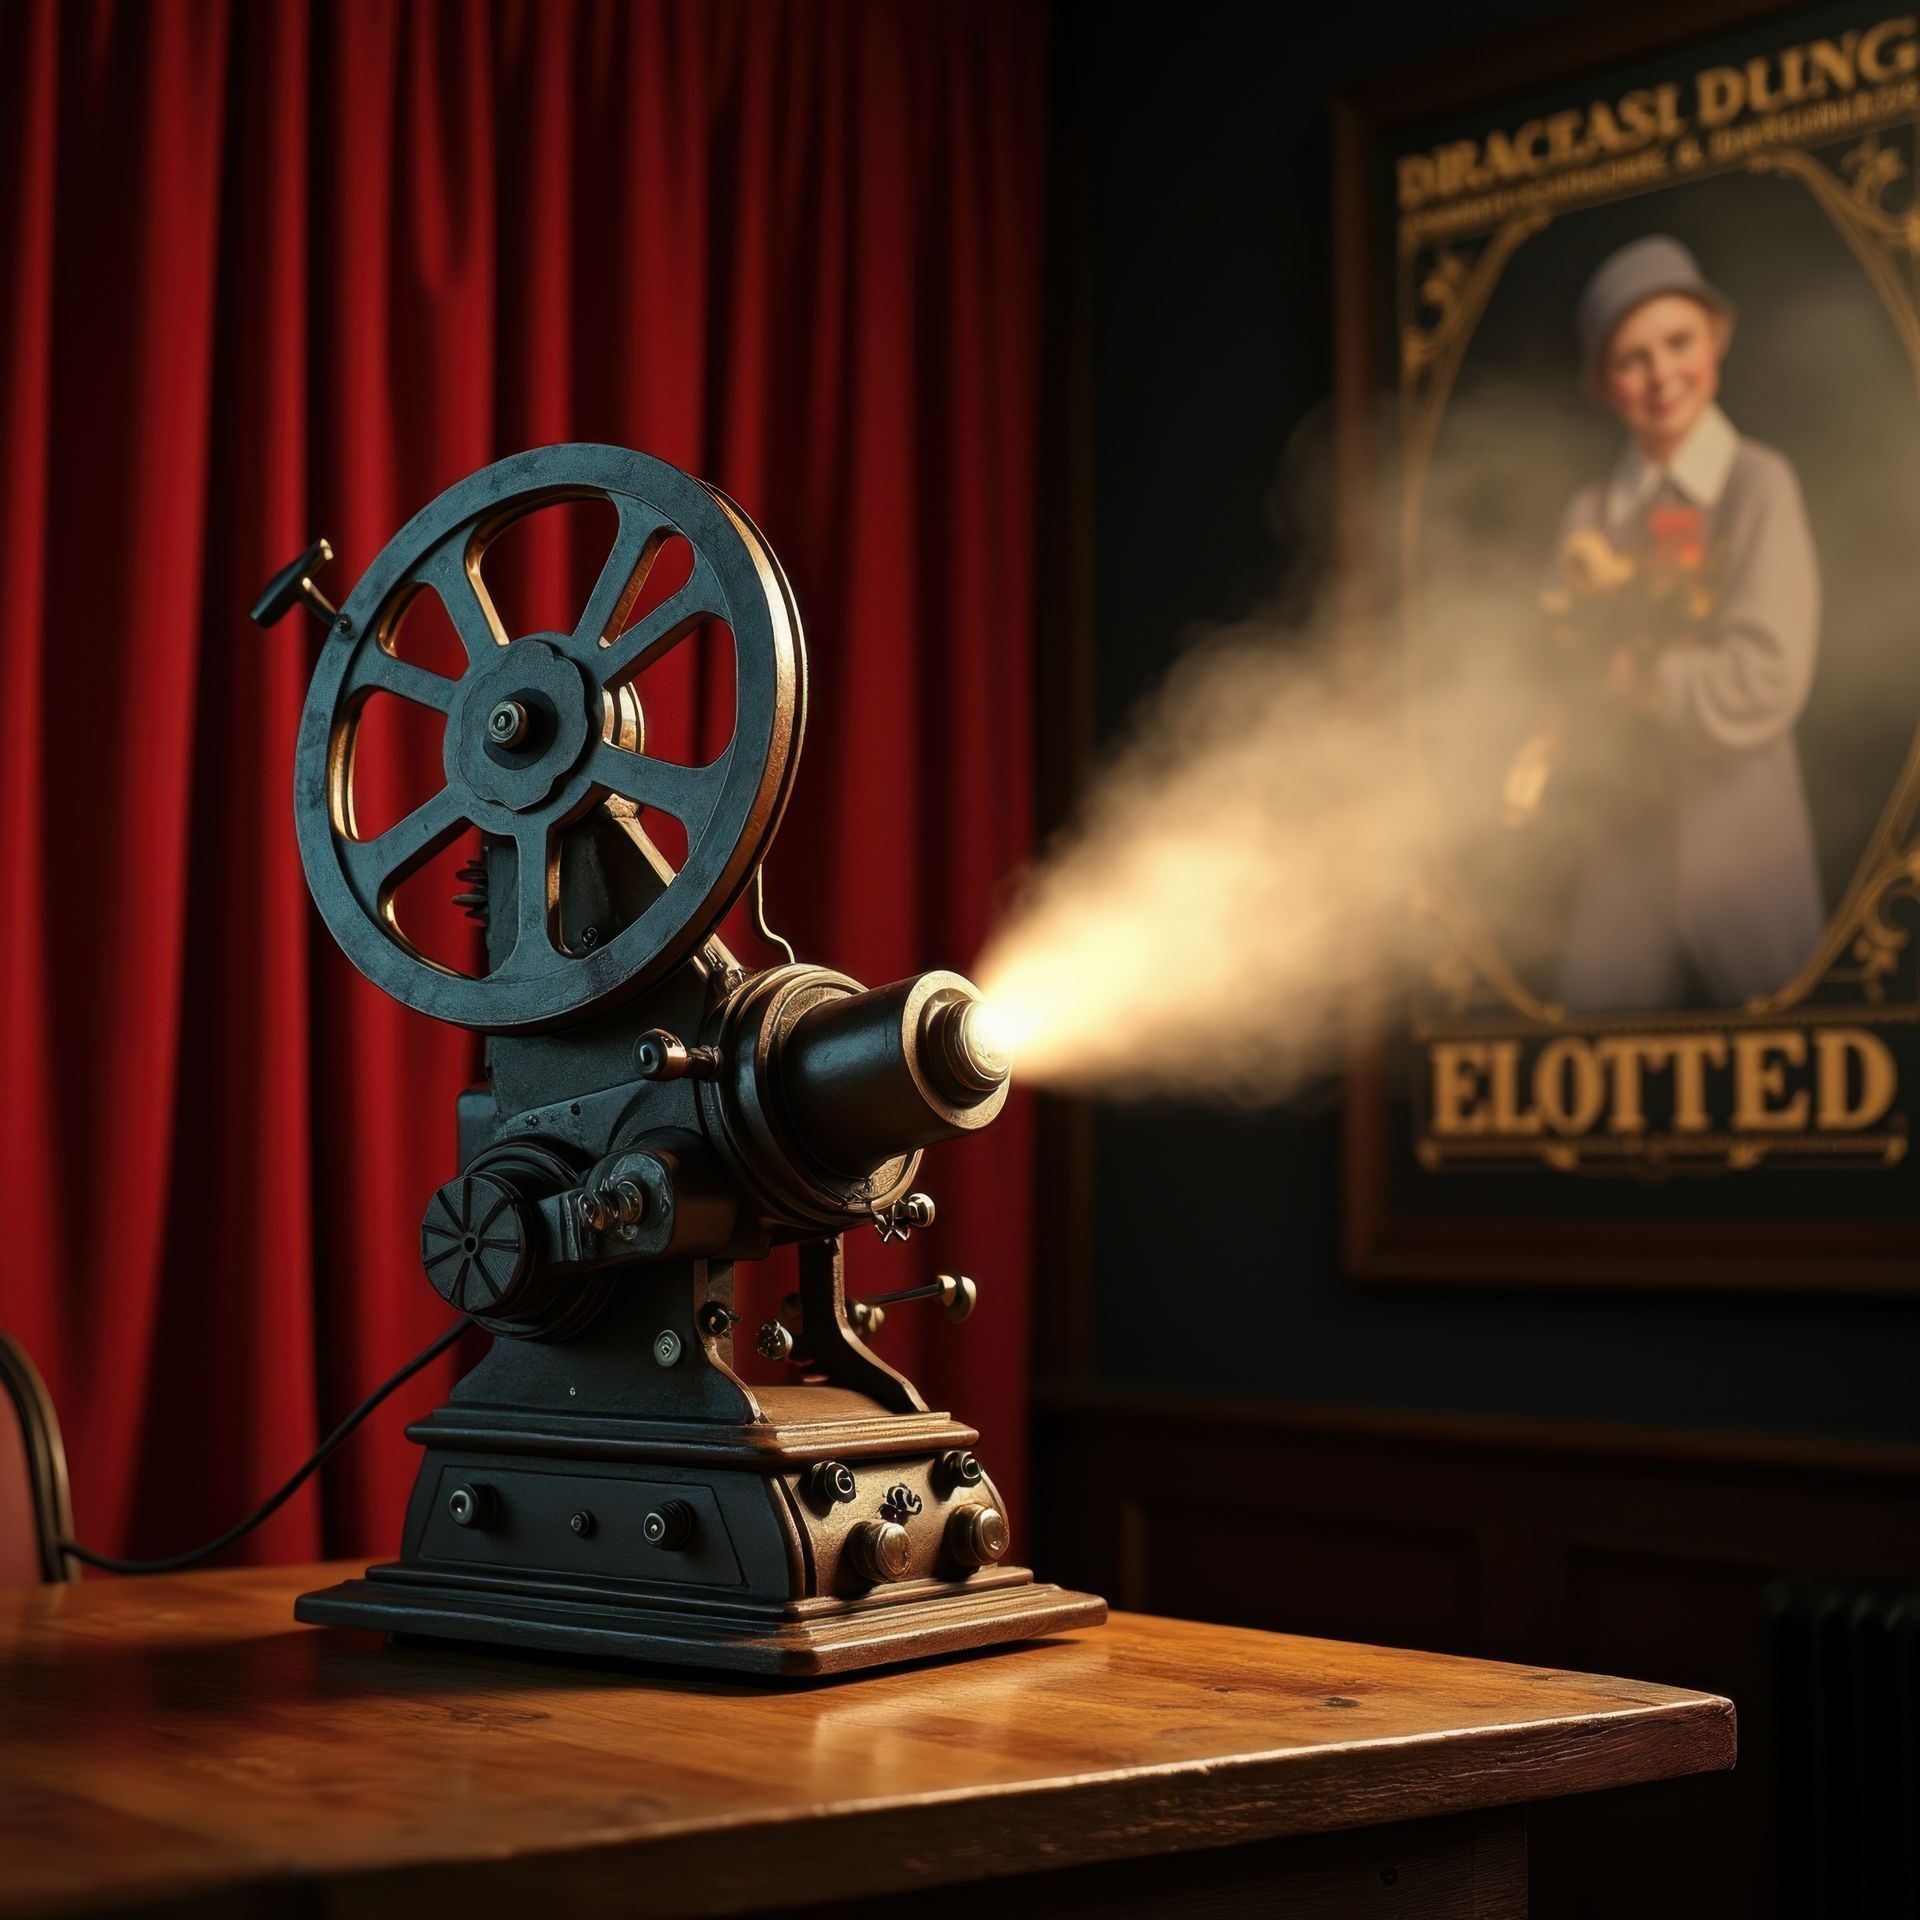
[804,1460,858,1506]
[642,1501,695,1551]
[846,1519,912,1584]
[937,1448,985,1490]
[946,1504,1010,1568]
[420,1171,536,1317]
[447,1484,496,1530]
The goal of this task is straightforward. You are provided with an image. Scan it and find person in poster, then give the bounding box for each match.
[1537,234,1828,1012]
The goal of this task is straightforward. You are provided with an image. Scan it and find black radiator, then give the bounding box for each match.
[1768,1577,1920,1916]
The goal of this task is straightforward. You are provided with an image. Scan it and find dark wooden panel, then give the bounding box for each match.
[1127,1495,1481,1655]
[775,1812,1527,1919]
[1553,1550,1788,1920]
[1035,1385,1920,1920]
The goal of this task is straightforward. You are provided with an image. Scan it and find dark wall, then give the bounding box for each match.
[1070,0,1920,1447]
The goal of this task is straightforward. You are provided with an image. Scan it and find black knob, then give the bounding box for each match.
[805,1460,858,1507]
[570,1509,596,1538]
[250,536,339,628]
[846,1519,912,1584]
[420,1172,536,1318]
[879,1482,923,1522]
[937,1449,985,1490]
[487,698,531,748]
[643,1500,695,1550]
[448,1484,496,1529]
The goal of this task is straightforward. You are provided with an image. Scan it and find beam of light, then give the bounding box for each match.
[969,292,1920,1105]
[969,368,1861,1104]
[973,627,1466,1102]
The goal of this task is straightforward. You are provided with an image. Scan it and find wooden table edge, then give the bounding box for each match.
[4,1690,1733,1918]
[345,1689,1737,1909]
[1,1576,1738,1920]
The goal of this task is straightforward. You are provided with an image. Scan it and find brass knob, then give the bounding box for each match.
[846,1519,912,1584]
[947,1504,1009,1568]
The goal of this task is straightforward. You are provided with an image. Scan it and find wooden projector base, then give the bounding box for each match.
[292,1371,1106,1679]
[297,1565,1105,1678]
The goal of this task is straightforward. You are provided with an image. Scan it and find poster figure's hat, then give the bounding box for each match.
[1576,235,1735,390]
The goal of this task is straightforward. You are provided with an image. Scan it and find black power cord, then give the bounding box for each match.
[58,1317,470,1575]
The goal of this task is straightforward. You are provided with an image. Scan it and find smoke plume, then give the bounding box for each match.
[972,613,1518,1102]
[973,336,1920,1103]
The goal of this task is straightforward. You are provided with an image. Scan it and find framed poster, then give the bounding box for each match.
[1337,3,1920,1287]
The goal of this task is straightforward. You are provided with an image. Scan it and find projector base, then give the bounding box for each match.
[293,1353,1106,1680]
[296,1565,1105,1678]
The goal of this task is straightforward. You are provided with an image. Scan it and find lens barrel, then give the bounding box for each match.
[779,972,1010,1177]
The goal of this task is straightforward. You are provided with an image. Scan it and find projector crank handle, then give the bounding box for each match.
[251,537,340,629]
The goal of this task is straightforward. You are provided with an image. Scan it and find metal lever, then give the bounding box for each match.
[854,1273,977,1325]
[251,537,339,628]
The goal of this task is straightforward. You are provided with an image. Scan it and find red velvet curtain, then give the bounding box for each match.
[0,0,1047,1565]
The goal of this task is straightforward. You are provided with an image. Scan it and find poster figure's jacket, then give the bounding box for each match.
[1552,401,1826,1010]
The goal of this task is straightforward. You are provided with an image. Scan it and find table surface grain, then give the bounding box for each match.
[0,1561,1734,1917]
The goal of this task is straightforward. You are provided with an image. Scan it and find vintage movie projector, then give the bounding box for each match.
[254,444,1104,1675]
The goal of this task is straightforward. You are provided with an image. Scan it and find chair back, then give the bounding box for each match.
[0,1333,75,1583]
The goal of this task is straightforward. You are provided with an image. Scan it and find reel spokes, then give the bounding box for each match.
[410,540,509,670]
[335,783,468,917]
[282,445,803,1032]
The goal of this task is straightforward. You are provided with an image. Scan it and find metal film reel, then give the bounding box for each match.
[292,445,805,1032]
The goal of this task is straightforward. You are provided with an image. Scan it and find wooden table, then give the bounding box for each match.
[0,1562,1733,1918]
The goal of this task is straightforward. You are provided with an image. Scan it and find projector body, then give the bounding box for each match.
[261,445,1101,1676]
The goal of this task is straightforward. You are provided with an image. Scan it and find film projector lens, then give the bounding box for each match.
[939,997,1013,1096]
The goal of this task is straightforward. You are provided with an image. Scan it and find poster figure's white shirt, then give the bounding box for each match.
[1552,406,1828,1011]
[1603,401,1740,525]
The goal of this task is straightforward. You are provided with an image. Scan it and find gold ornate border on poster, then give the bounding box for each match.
[1396,51,1920,1178]
[1333,6,1920,1287]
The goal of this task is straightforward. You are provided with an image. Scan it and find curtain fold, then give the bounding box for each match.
[0,0,1047,1563]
